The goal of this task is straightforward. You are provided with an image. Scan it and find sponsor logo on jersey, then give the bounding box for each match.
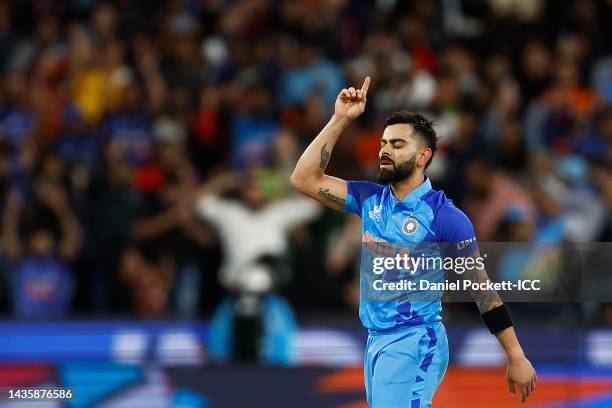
[368,204,383,222]
[456,237,476,250]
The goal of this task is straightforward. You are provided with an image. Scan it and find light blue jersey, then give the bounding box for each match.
[346,176,477,407]
[346,176,478,333]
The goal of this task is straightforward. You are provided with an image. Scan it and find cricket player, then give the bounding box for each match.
[290,76,537,407]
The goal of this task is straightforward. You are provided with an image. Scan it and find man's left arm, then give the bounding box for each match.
[464,251,538,403]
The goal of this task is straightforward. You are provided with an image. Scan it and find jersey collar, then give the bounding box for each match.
[388,176,432,205]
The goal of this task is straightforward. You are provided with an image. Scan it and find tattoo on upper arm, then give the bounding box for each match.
[318,188,345,207]
[320,143,331,169]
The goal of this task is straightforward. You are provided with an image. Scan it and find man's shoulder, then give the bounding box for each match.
[421,188,450,212]
[422,189,472,225]
[347,180,385,194]
[346,180,386,203]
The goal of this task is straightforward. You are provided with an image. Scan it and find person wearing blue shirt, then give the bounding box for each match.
[291,76,537,407]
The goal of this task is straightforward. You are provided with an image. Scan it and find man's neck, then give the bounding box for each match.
[390,173,425,201]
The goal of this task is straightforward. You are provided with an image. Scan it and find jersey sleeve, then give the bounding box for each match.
[345,181,384,216]
[434,203,479,258]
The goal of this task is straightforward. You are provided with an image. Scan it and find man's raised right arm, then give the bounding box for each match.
[290,76,370,212]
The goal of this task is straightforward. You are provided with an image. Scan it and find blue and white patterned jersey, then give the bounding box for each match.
[345,176,478,333]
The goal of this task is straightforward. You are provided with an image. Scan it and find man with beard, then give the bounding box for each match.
[290,77,537,407]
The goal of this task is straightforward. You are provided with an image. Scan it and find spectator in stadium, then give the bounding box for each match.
[195,170,319,292]
[124,127,215,318]
[1,181,82,318]
[196,170,319,364]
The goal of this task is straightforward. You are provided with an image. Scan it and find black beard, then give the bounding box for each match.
[378,156,417,184]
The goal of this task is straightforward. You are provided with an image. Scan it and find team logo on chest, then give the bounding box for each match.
[402,216,419,236]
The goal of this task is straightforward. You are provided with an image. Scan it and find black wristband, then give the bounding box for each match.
[482,304,513,335]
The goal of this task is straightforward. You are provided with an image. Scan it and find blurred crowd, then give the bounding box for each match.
[0,0,611,322]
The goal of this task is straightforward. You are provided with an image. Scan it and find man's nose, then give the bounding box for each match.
[380,146,392,158]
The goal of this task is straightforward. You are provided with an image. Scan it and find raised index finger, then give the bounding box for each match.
[361,76,371,92]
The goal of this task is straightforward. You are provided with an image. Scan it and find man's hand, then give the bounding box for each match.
[335,76,370,121]
[507,353,537,403]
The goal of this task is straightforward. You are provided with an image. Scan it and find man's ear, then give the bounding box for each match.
[418,148,433,168]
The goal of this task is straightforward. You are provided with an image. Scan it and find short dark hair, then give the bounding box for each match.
[383,111,437,169]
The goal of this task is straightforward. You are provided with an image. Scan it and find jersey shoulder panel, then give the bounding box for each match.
[422,189,478,255]
[345,180,385,216]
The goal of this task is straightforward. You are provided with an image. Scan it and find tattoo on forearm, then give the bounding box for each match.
[467,265,503,313]
[320,143,331,169]
[474,289,502,314]
[319,188,345,207]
